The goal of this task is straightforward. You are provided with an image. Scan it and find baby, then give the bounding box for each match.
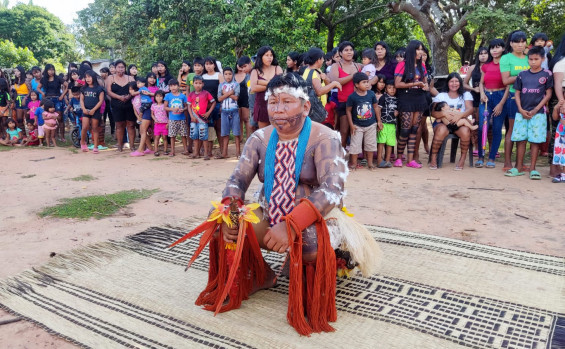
[435,102,478,131]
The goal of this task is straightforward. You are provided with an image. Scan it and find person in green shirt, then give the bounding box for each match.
[500,30,529,170]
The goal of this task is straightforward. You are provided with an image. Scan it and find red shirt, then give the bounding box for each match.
[187,90,214,120]
[337,63,361,103]
[394,61,427,84]
[481,61,505,90]
[323,101,336,128]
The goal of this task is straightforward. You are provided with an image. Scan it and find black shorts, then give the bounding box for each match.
[336,102,347,117]
[83,111,101,121]
[397,88,429,113]
[111,102,136,122]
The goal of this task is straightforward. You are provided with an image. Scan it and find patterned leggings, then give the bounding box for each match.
[397,111,423,157]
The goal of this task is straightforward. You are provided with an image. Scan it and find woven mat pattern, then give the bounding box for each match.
[0,225,563,349]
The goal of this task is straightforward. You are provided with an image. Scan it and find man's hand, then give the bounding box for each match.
[222,221,239,242]
[263,222,296,253]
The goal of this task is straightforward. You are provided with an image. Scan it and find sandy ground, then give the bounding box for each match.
[0,139,563,348]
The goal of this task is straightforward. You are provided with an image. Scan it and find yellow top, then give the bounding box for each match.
[302,68,327,106]
[14,83,29,95]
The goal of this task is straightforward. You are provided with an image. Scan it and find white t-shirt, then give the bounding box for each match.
[433,92,473,113]
[552,58,565,87]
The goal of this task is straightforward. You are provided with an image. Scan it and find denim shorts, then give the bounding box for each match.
[48,97,64,112]
[190,122,208,140]
[505,92,517,120]
[220,109,240,137]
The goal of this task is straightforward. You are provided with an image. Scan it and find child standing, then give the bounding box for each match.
[80,70,105,153]
[376,81,398,167]
[218,67,241,158]
[164,79,188,156]
[374,74,386,100]
[506,46,553,179]
[42,100,58,147]
[151,90,168,156]
[34,101,45,146]
[187,75,216,160]
[66,87,83,125]
[131,77,155,156]
[27,91,41,122]
[346,72,382,170]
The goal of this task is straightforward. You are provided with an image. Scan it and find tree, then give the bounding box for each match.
[0,40,38,69]
[524,0,565,44]
[314,0,389,51]
[0,4,79,64]
[389,0,471,75]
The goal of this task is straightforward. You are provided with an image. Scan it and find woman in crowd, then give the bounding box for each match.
[464,47,488,157]
[105,60,136,152]
[250,46,283,129]
[202,56,224,157]
[37,64,65,141]
[11,65,30,133]
[549,34,565,181]
[373,41,397,81]
[127,64,138,80]
[303,47,342,107]
[329,41,361,148]
[500,30,529,171]
[156,61,173,92]
[286,51,301,73]
[394,40,429,168]
[235,55,253,139]
[429,72,474,170]
[413,46,437,163]
[477,39,509,168]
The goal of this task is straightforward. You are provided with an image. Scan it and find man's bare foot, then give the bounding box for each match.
[251,264,277,295]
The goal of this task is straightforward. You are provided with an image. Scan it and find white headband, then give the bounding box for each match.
[265,86,309,101]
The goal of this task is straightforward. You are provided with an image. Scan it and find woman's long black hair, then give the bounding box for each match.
[471,47,488,79]
[486,38,506,63]
[444,72,465,96]
[401,40,424,82]
[254,46,278,75]
[373,41,393,65]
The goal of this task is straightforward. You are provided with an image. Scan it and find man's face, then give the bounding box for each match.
[267,91,309,135]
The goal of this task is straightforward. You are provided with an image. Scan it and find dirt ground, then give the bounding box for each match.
[0,139,563,348]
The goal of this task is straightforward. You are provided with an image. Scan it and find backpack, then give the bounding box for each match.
[305,69,328,123]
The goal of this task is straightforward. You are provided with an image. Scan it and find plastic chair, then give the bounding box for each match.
[436,133,474,168]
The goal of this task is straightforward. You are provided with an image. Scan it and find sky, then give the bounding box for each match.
[9,0,94,25]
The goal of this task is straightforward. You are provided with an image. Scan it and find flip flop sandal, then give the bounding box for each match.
[355,163,364,169]
[529,170,541,180]
[377,160,388,168]
[164,151,170,155]
[504,168,525,177]
[203,156,211,161]
[454,166,463,171]
[552,174,565,183]
[502,166,512,172]
[154,152,160,157]
[429,164,438,170]
[169,152,175,157]
[486,161,496,168]
[474,160,484,168]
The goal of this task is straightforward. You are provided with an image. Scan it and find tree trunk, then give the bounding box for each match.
[326,26,336,52]
[425,32,450,75]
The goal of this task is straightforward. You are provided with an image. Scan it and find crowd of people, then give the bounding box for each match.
[1,30,564,182]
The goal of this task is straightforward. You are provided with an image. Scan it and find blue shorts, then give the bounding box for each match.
[15,95,27,110]
[142,108,152,121]
[190,122,208,140]
[220,109,240,137]
[48,97,64,112]
[505,92,517,120]
[511,113,547,143]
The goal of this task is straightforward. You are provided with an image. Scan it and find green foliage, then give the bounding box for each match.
[39,189,158,220]
[69,174,97,181]
[525,0,565,44]
[0,40,38,69]
[0,4,79,65]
